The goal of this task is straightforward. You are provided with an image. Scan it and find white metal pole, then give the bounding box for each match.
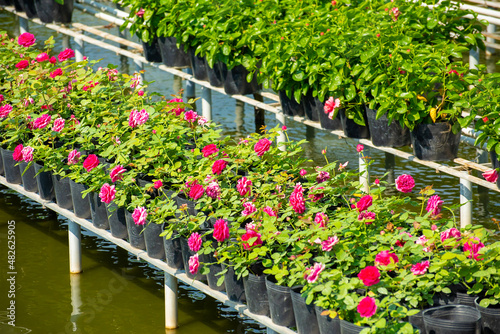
[164,272,178,329]
[185,68,195,100]
[68,221,82,274]
[201,86,212,121]
[235,100,245,134]
[359,147,370,194]
[469,47,480,69]
[62,34,70,50]
[74,37,84,62]
[275,110,286,151]
[460,172,473,228]
[486,23,496,57]
[19,17,28,34]
[385,152,395,185]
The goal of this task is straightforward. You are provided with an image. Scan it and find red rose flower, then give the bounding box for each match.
[18,32,36,47]
[356,195,373,212]
[357,266,380,286]
[15,60,29,70]
[58,48,75,62]
[83,154,99,172]
[254,138,272,156]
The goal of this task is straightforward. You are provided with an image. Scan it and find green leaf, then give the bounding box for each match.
[292,71,305,81]
[375,318,386,328]
[441,252,457,260]
[427,18,438,29]
[222,44,231,56]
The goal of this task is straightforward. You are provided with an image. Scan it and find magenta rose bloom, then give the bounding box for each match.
[358,266,380,286]
[168,98,185,116]
[426,195,443,216]
[52,117,65,132]
[153,180,163,189]
[99,183,116,204]
[440,227,461,243]
[202,143,219,158]
[304,263,325,283]
[242,202,257,216]
[463,237,485,261]
[83,154,100,172]
[254,138,272,156]
[237,177,252,196]
[33,114,51,129]
[67,149,80,165]
[13,144,24,162]
[356,195,373,212]
[375,250,399,267]
[189,254,199,274]
[213,219,230,243]
[58,48,75,62]
[18,32,36,47]
[110,165,126,183]
[358,211,376,224]
[189,183,205,200]
[357,296,377,318]
[50,68,63,78]
[262,206,276,217]
[289,183,306,214]
[206,181,221,199]
[15,60,29,70]
[184,110,198,122]
[132,206,147,225]
[212,159,227,175]
[0,104,12,118]
[21,146,34,162]
[188,232,202,252]
[395,174,415,193]
[411,261,430,275]
[241,229,262,250]
[128,109,149,128]
[324,97,341,119]
[36,52,49,62]
[483,169,498,183]
[321,236,339,251]
[356,144,364,153]
[314,212,329,227]
[316,170,330,184]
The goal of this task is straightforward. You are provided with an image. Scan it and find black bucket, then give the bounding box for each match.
[409,310,425,333]
[52,174,73,210]
[278,90,305,117]
[176,196,197,216]
[265,276,296,327]
[106,203,128,239]
[11,0,22,10]
[315,305,341,334]
[475,298,500,334]
[243,273,269,316]
[207,61,225,88]
[142,37,163,63]
[423,305,481,334]
[302,93,319,122]
[222,264,246,303]
[19,0,37,18]
[291,286,320,334]
[204,250,225,291]
[316,98,343,131]
[365,105,411,147]
[19,162,38,193]
[1,148,22,184]
[180,237,207,281]
[69,179,91,219]
[0,0,14,7]
[164,234,184,270]
[188,48,209,81]
[34,0,74,24]
[158,36,190,68]
[340,320,367,334]
[411,122,461,161]
[339,109,370,139]
[89,192,109,229]
[34,162,54,201]
[223,64,259,96]
[124,210,146,250]
[144,222,166,260]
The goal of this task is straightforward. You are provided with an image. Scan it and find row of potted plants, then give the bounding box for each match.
[1,32,500,334]
[0,0,73,23]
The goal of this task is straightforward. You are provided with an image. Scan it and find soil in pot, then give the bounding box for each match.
[124,210,146,250]
[106,203,128,239]
[265,276,296,327]
[411,122,461,161]
[34,162,55,201]
[157,36,190,68]
[243,273,269,316]
[290,286,320,334]
[278,90,305,117]
[34,0,74,24]
[207,61,225,88]
[89,192,109,230]
[144,222,166,260]
[142,37,163,63]
[315,305,341,334]
[164,233,184,270]
[423,305,482,334]
[365,105,411,147]
[1,148,22,184]
[180,237,207,282]
[475,298,500,334]
[188,48,209,81]
[69,179,91,219]
[339,109,370,139]
[222,264,246,303]
[223,64,259,96]
[52,174,73,210]
[340,320,367,334]
[19,162,38,193]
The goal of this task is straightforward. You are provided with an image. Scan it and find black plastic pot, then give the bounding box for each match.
[164,234,184,270]
[475,298,500,334]
[302,93,320,122]
[142,38,163,63]
[411,122,461,161]
[423,305,481,334]
[223,64,259,96]
[52,174,73,210]
[222,264,246,303]
[34,162,54,201]
[0,148,4,176]
[0,0,13,7]
[339,109,370,139]
[409,310,425,333]
[34,0,74,24]
[1,148,22,184]
[188,48,209,81]
[106,203,128,239]
[316,98,343,131]
[19,162,38,193]
[265,276,296,327]
[365,105,411,147]
[144,222,165,260]
[19,0,37,18]
[243,273,269,316]
[207,61,225,88]
[157,36,190,68]
[180,237,207,281]
[69,179,91,219]
[204,249,225,291]
[315,305,341,334]
[11,0,23,11]
[290,286,320,334]
[278,90,305,117]
[89,192,109,230]
[176,196,197,216]
[340,320,367,334]
[124,210,146,250]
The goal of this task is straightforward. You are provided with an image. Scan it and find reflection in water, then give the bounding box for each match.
[69,274,82,332]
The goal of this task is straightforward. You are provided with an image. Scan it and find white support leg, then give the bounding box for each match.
[359,147,370,194]
[275,111,286,151]
[469,47,480,70]
[19,17,28,34]
[173,75,183,97]
[74,37,84,62]
[201,86,212,121]
[486,24,496,58]
[185,68,195,100]
[385,152,395,185]
[164,272,178,329]
[68,221,82,274]
[460,173,473,228]
[235,100,245,134]
[62,34,70,50]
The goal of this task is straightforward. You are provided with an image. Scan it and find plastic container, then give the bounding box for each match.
[302,93,320,122]
[124,210,146,250]
[243,273,269,316]
[188,48,209,81]
[34,162,55,201]
[222,264,246,303]
[144,222,165,260]
[365,106,411,147]
[19,0,37,18]
[19,162,38,193]
[223,64,259,96]
[69,179,91,219]
[89,192,109,230]
[409,310,425,333]
[1,148,22,184]
[411,122,461,161]
[176,196,197,216]
[207,61,225,88]
[180,237,207,281]
[265,276,296,327]
[475,298,500,334]
[315,305,341,334]
[290,286,320,334]
[204,248,225,291]
[278,90,305,117]
[52,174,73,210]
[34,0,74,24]
[142,37,163,63]
[340,320,367,334]
[339,109,370,139]
[423,305,481,334]
[157,36,190,68]
[106,203,128,239]
[0,148,4,176]
[164,234,184,270]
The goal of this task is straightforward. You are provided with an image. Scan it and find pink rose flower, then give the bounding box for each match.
[426,195,443,216]
[0,104,13,118]
[202,144,219,158]
[110,165,126,183]
[21,146,34,162]
[321,236,339,251]
[262,206,276,216]
[52,117,65,132]
[213,219,230,243]
[33,114,51,129]
[184,110,198,122]
[395,174,415,193]
[358,266,380,286]
[356,144,364,153]
[300,169,307,176]
[356,195,373,212]
[189,254,199,274]
[375,250,399,267]
[314,212,329,227]
[241,229,262,250]
[36,52,49,62]
[463,237,485,261]
[242,202,257,216]
[99,183,116,204]
[128,109,149,128]
[189,183,204,200]
[49,56,57,64]
[357,296,377,318]
[212,159,227,175]
[18,32,36,47]
[168,98,185,116]
[254,138,272,156]
[237,177,252,196]
[58,48,75,62]
[206,181,221,199]
[440,228,461,243]
[13,144,24,162]
[391,7,400,21]
[188,232,202,252]
[153,180,163,189]
[50,68,63,78]
[82,154,99,172]
[411,261,430,275]
[324,97,341,119]
[136,8,145,17]
[67,149,80,165]
[132,206,147,225]
[358,211,376,223]
[308,186,325,202]
[483,169,498,183]
[15,60,29,70]
[316,170,330,183]
[290,183,306,214]
[304,263,325,283]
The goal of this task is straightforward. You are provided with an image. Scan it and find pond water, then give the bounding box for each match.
[1,3,500,333]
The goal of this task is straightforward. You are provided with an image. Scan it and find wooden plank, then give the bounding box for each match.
[260,91,280,102]
[72,22,142,50]
[454,158,492,172]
